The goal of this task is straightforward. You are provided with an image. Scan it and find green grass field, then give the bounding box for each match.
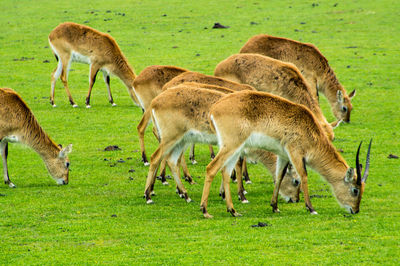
[1,0,399,264]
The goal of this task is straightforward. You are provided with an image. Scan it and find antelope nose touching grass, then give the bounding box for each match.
[0,88,72,187]
[48,22,138,108]
[199,90,371,218]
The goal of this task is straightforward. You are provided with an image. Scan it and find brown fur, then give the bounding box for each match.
[49,22,137,107]
[144,85,300,205]
[240,34,355,122]
[138,70,256,165]
[132,65,189,111]
[162,71,256,91]
[0,88,71,186]
[200,90,366,218]
[214,53,334,141]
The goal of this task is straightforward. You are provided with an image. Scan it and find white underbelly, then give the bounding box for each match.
[71,51,91,64]
[244,132,288,159]
[183,130,218,145]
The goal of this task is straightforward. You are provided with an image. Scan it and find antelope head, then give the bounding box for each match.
[333,90,355,123]
[45,144,72,185]
[336,139,372,214]
[279,164,301,203]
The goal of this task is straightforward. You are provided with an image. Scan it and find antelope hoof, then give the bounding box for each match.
[86,105,91,109]
[8,182,16,188]
[162,181,169,186]
[228,208,242,217]
[144,162,150,166]
[243,190,248,195]
[191,160,197,165]
[245,180,252,184]
[112,103,117,107]
[273,208,280,213]
[146,199,154,204]
[203,212,213,219]
[150,191,156,196]
[311,211,318,215]
[241,199,249,204]
[72,104,79,108]
[52,104,57,108]
[186,197,192,203]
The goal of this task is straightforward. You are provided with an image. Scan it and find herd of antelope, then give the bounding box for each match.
[0,22,372,218]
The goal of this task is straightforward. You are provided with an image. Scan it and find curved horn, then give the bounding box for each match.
[356,141,363,185]
[362,139,372,183]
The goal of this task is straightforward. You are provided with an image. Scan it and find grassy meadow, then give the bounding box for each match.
[0,0,399,264]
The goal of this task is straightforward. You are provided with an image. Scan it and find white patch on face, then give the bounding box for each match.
[56,178,65,185]
[344,205,353,214]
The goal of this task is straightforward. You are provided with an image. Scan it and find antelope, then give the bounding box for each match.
[200,90,371,218]
[214,53,336,140]
[0,88,72,187]
[239,34,356,122]
[49,22,138,108]
[144,85,300,204]
[132,65,189,113]
[139,70,255,165]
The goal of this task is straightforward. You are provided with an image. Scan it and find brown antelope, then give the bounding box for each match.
[214,53,336,140]
[132,65,189,113]
[49,22,138,108]
[200,90,371,218]
[144,85,300,204]
[0,88,72,187]
[239,34,356,122]
[138,70,255,165]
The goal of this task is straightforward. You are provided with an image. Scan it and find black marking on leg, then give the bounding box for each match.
[69,99,76,106]
[141,152,148,164]
[230,170,237,182]
[243,167,250,182]
[219,191,226,200]
[184,175,194,183]
[302,157,308,176]
[238,190,247,202]
[85,97,90,106]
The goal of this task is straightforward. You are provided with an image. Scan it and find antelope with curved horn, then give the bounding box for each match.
[240,34,356,123]
[49,22,138,108]
[200,90,371,218]
[214,53,336,140]
[144,85,300,204]
[0,88,72,187]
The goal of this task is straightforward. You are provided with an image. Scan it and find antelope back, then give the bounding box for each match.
[162,71,255,91]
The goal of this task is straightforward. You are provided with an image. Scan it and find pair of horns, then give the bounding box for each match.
[356,139,372,185]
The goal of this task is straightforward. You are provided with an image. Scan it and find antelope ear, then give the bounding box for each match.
[348,89,356,99]
[59,144,73,158]
[344,168,354,183]
[337,90,344,104]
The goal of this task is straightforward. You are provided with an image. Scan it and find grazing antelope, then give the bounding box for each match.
[0,88,72,187]
[240,34,356,122]
[132,65,189,112]
[49,22,137,108]
[214,53,336,140]
[200,90,371,218]
[138,71,255,165]
[144,85,300,204]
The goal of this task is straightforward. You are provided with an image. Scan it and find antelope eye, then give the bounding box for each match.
[292,179,300,187]
[66,162,70,168]
[342,106,348,112]
[351,187,359,196]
